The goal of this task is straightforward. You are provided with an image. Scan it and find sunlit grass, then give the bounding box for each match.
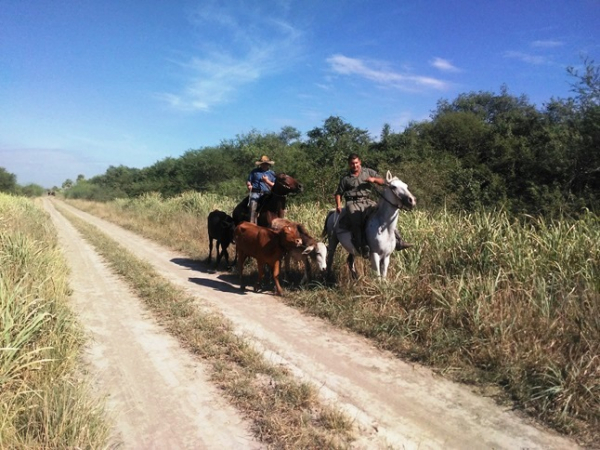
[0,194,109,448]
[65,193,600,445]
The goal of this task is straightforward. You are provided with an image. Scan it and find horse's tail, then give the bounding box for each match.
[322,209,336,240]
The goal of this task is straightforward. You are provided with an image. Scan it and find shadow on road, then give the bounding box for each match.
[171,257,279,296]
[187,277,247,295]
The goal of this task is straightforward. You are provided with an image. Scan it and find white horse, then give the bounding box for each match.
[324,171,416,279]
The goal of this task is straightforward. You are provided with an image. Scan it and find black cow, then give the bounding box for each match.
[207,210,235,269]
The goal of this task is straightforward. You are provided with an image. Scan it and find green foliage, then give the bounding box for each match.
[64,179,126,201]
[65,61,600,218]
[0,167,17,193]
[15,183,45,198]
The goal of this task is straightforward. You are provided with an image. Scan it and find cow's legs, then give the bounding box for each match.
[282,253,291,283]
[208,237,214,264]
[237,253,247,291]
[301,256,311,285]
[255,263,265,292]
[272,260,283,296]
[221,246,230,269]
[215,242,222,268]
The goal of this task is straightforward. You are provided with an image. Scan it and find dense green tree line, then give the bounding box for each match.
[0,167,46,197]
[66,60,599,218]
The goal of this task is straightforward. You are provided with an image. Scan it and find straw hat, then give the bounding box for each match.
[255,155,275,166]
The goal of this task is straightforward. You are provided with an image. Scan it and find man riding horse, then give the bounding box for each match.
[334,153,412,258]
[246,155,277,224]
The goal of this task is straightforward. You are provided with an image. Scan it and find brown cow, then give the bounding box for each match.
[270,218,327,284]
[234,221,303,296]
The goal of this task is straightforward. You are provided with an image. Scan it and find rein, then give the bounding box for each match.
[372,184,405,210]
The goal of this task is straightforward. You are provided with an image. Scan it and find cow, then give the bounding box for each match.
[270,218,327,285]
[234,221,303,296]
[207,210,236,270]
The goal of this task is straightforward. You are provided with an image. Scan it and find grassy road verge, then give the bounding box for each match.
[0,194,109,448]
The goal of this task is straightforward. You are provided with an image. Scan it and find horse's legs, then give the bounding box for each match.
[208,237,214,264]
[347,254,358,279]
[326,236,339,280]
[380,256,390,278]
[371,252,382,277]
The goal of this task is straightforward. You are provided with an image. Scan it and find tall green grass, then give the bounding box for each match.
[0,194,109,448]
[66,192,600,444]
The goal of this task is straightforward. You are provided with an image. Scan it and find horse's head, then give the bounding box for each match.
[272,173,303,195]
[384,171,416,210]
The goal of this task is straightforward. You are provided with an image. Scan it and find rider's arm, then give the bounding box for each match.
[262,176,274,189]
[335,194,343,213]
[366,173,384,185]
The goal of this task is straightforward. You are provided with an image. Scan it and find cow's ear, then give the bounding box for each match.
[302,245,314,255]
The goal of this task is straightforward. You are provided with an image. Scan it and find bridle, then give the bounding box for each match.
[272,174,300,197]
[373,183,410,210]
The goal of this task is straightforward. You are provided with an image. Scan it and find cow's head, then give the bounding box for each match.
[303,242,327,272]
[278,225,303,250]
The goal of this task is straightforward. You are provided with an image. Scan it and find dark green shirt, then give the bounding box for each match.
[335,168,379,200]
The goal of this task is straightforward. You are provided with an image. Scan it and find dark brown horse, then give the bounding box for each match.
[232,173,303,227]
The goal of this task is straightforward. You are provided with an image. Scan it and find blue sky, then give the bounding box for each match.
[1,0,598,188]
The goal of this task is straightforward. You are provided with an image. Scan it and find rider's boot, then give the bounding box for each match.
[249,200,258,224]
[351,231,369,258]
[394,229,413,251]
[360,232,370,258]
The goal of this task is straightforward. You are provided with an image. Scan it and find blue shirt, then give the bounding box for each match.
[247,168,276,192]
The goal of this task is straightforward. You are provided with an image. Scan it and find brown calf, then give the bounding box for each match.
[270,218,327,284]
[234,221,303,296]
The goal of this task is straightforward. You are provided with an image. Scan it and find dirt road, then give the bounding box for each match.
[44,198,578,449]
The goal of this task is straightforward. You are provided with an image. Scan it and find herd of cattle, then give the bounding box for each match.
[206,208,327,296]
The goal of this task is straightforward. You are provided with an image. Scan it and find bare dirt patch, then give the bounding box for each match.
[45,198,578,449]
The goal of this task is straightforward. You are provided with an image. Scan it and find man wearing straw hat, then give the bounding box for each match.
[246,155,277,224]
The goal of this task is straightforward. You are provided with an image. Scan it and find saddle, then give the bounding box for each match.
[337,202,377,233]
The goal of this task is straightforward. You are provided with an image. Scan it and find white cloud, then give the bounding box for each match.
[503,51,548,65]
[430,57,461,73]
[531,40,564,48]
[159,1,302,112]
[327,54,450,92]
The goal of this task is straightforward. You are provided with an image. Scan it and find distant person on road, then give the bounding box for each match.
[246,155,276,224]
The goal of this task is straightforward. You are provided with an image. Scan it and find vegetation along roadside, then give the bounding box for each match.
[0,193,110,448]
[65,193,600,447]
